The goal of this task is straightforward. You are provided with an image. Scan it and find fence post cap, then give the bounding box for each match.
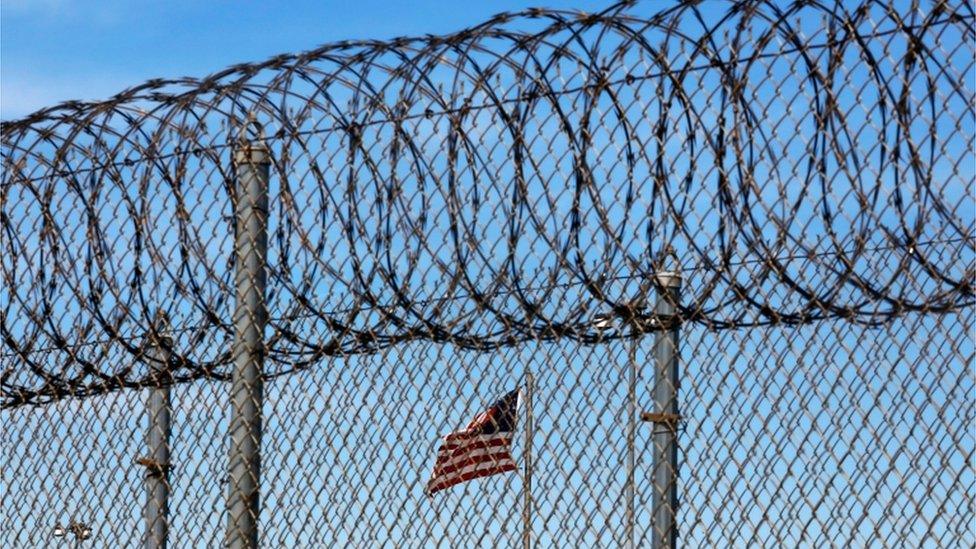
[654,271,682,289]
[234,141,271,165]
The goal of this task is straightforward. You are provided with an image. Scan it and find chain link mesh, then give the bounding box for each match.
[2,0,974,547]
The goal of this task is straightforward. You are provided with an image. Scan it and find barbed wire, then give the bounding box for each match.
[2,0,974,408]
[2,234,969,359]
[4,12,969,186]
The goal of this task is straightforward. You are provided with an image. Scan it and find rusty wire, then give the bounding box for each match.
[1,0,974,408]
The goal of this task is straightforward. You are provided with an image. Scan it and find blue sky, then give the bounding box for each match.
[1,0,614,119]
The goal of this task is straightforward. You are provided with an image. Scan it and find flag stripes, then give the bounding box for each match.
[426,389,520,495]
[433,433,514,470]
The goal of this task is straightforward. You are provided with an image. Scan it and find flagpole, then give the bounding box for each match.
[522,369,534,549]
[625,332,638,549]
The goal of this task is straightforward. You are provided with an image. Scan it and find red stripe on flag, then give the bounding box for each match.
[436,437,512,461]
[434,448,515,476]
[426,461,517,495]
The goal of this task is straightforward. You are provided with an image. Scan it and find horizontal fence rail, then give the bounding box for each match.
[1,0,974,547]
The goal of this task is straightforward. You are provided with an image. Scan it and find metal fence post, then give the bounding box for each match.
[522,369,534,549]
[645,271,682,549]
[225,137,270,549]
[141,312,172,549]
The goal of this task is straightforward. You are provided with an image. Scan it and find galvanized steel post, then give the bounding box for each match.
[143,313,172,549]
[649,271,681,549]
[225,138,270,549]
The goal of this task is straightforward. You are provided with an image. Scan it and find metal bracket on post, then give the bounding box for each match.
[225,133,270,549]
[136,457,172,479]
[650,270,681,549]
[640,411,681,430]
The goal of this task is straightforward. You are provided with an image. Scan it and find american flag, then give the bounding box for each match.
[425,388,520,495]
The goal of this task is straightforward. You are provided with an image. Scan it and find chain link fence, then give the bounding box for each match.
[2,0,974,547]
